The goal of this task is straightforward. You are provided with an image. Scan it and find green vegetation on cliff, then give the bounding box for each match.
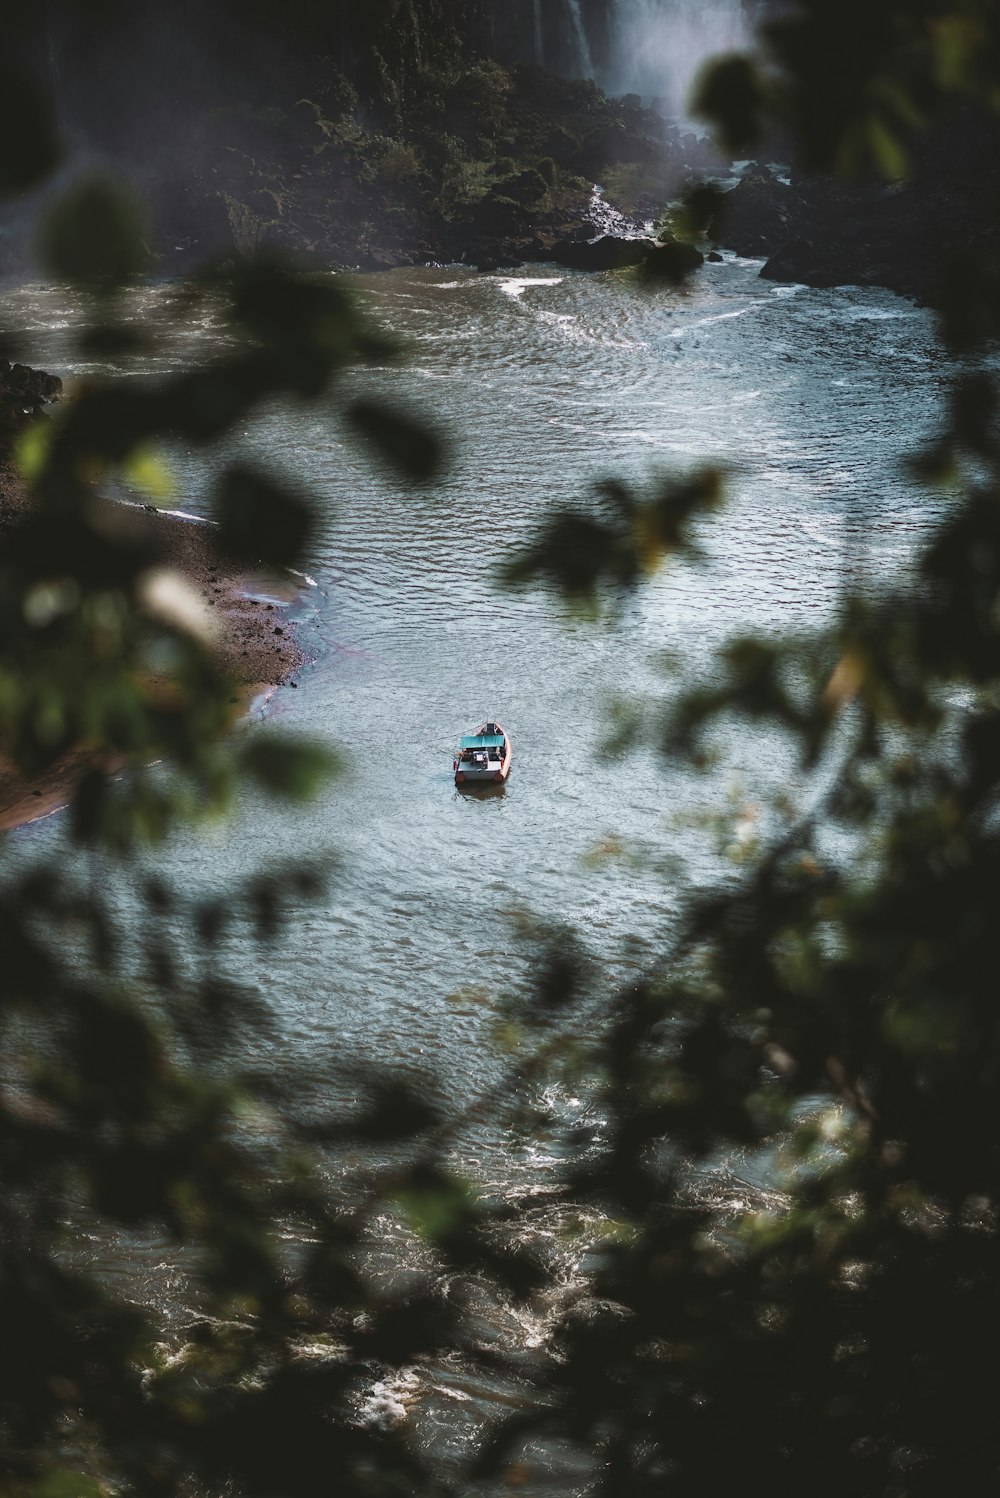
[5,1,715,275]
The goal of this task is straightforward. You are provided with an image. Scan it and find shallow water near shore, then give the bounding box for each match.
[0,257,947,1486]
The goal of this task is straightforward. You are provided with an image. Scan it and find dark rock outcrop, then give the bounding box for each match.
[545,234,703,278]
[139,60,694,276]
[471,192,535,238]
[0,362,62,452]
[709,111,1000,306]
[708,163,796,258]
[549,234,651,271]
[644,238,705,280]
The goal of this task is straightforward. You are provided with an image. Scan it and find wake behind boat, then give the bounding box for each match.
[454,720,512,785]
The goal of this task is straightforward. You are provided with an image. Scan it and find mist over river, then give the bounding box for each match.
[1,256,948,1480]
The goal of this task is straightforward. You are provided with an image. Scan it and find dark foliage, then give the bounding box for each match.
[4,3,1000,1496]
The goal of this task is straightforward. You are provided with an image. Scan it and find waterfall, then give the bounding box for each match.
[532,0,545,64]
[564,0,595,79]
[600,0,750,112]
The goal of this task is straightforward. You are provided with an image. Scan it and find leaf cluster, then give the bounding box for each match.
[7,5,1000,1496]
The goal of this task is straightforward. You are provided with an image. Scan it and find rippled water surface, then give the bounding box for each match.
[0,258,946,1481]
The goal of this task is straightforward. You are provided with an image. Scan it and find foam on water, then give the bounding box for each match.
[497,276,565,298]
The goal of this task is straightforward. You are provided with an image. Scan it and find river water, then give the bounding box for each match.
[0,256,947,1483]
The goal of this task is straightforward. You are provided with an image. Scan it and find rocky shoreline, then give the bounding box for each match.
[705,107,1000,307]
[8,27,989,308]
[0,367,305,831]
[9,2,999,311]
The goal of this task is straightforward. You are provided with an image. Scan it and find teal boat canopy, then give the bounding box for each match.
[460,734,504,749]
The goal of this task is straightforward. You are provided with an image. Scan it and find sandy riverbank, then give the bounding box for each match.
[0,456,305,832]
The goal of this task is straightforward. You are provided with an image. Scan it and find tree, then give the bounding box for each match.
[5,2,1000,1496]
[0,42,480,1498]
[473,1,1000,1490]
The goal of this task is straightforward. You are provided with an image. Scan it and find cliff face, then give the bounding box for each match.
[146,65,703,273]
[20,1,760,150]
[6,1,727,277]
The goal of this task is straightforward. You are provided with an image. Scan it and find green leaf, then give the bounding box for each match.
[932,15,983,89]
[14,418,54,482]
[33,1470,104,1498]
[347,398,443,481]
[214,464,315,568]
[692,55,766,155]
[395,1168,476,1241]
[123,445,176,504]
[867,116,909,181]
[670,183,725,241]
[239,735,337,801]
[38,175,149,288]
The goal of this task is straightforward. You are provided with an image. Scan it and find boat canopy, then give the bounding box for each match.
[460,733,504,749]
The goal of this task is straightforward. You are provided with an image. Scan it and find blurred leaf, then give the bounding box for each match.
[502,507,633,600]
[670,183,725,241]
[935,253,1000,352]
[635,469,723,566]
[230,262,395,386]
[78,323,152,359]
[14,418,55,481]
[239,734,337,801]
[693,55,766,155]
[867,115,909,180]
[503,471,723,601]
[123,445,176,504]
[34,1470,104,1498]
[346,399,443,481]
[395,1167,476,1241]
[932,14,985,89]
[38,175,149,289]
[352,1082,440,1142]
[214,463,315,568]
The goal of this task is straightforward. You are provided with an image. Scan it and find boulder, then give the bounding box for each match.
[0,362,61,453]
[643,238,705,281]
[670,129,732,174]
[753,179,934,299]
[2,362,62,406]
[356,246,407,271]
[471,192,533,237]
[475,246,525,272]
[708,165,796,257]
[549,234,652,271]
[759,236,845,289]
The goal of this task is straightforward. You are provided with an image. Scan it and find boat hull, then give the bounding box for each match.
[454,721,512,785]
[455,763,511,784]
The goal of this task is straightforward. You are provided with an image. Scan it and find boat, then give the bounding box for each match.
[453,720,512,785]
